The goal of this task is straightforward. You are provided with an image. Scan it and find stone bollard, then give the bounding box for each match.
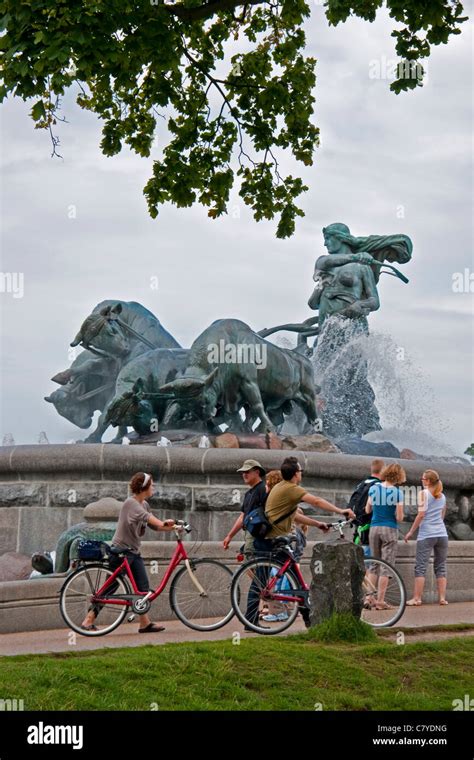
[309,541,366,626]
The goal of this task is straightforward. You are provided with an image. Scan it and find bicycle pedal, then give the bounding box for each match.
[127,614,136,622]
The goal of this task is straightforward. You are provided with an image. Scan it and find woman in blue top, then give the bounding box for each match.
[404,469,448,606]
[365,463,405,609]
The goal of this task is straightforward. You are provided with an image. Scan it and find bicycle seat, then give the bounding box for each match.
[271,536,296,549]
[107,545,131,557]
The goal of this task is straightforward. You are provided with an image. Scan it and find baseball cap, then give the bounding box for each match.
[236,459,266,476]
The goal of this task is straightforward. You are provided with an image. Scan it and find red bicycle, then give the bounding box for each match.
[231,519,406,633]
[59,521,235,636]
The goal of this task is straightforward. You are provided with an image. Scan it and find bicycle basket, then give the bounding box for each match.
[77,539,107,561]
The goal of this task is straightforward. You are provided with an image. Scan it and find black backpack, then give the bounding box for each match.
[348,477,381,546]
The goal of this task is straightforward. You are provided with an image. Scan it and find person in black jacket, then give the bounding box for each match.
[223,459,267,556]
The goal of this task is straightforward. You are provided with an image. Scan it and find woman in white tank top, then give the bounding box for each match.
[404,469,449,606]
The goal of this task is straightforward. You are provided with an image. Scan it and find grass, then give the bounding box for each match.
[305,613,377,643]
[1,629,473,711]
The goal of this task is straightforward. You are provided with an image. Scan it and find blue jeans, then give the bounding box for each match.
[245,536,273,625]
[108,550,150,591]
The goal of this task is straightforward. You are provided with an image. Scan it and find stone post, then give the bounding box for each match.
[309,541,366,626]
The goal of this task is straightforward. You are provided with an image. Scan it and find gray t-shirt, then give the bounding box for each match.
[112,497,151,553]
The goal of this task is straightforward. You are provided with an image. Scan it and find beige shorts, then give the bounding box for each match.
[369,526,398,575]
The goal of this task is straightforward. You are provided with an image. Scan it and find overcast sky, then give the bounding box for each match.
[1,4,473,455]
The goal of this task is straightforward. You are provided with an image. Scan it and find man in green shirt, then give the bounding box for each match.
[266,457,355,537]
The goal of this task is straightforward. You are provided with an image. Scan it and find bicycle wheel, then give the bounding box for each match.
[170,559,234,631]
[60,563,132,636]
[231,557,300,635]
[361,557,406,627]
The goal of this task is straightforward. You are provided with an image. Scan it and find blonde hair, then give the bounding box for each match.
[381,463,406,486]
[423,469,443,499]
[266,470,283,492]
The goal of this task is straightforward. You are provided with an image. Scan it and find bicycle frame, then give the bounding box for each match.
[259,554,308,605]
[90,533,205,607]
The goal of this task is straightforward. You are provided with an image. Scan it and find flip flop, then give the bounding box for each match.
[406,599,422,606]
[80,624,98,631]
[439,600,449,605]
[375,602,394,610]
[138,623,166,633]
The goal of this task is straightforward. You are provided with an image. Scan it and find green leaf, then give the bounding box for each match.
[30,100,47,121]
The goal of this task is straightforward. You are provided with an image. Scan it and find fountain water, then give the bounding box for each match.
[312,316,456,457]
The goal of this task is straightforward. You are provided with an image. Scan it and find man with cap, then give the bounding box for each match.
[223,459,275,631]
[223,459,268,557]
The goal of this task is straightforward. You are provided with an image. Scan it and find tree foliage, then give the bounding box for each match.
[0,0,467,237]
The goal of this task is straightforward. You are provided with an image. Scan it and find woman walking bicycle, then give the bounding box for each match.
[80,471,175,634]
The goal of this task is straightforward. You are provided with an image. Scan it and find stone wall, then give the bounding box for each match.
[0,444,472,555]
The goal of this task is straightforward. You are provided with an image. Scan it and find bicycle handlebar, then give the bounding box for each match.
[328,518,354,535]
[174,519,191,534]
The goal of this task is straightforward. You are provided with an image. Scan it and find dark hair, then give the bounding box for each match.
[280,457,301,481]
[129,472,153,494]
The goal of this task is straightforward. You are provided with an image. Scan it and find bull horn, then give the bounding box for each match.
[99,306,111,316]
[158,377,205,395]
[44,395,53,403]
[70,331,83,347]
[111,303,123,315]
[51,370,72,385]
[204,367,219,387]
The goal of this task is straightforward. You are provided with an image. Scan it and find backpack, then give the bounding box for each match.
[243,505,298,539]
[76,539,108,561]
[348,477,380,546]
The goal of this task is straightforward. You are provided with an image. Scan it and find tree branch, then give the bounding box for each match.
[165,0,263,22]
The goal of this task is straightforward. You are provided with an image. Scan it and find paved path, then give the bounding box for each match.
[1,602,473,657]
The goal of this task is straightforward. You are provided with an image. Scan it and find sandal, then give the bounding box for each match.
[439,600,449,605]
[406,599,422,606]
[80,624,98,631]
[138,623,166,634]
[375,601,394,610]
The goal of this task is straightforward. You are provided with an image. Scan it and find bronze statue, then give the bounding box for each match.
[309,222,412,330]
[45,225,412,441]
